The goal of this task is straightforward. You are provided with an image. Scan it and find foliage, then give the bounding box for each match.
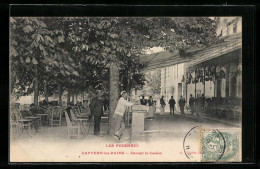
[10,17,219,99]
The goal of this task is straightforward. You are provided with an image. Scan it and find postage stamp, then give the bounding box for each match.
[183,126,241,162]
[200,128,241,162]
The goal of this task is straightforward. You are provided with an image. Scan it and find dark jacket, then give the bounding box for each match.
[90,97,103,116]
[148,99,154,106]
[160,98,166,106]
[168,99,176,107]
[179,98,186,107]
[140,99,147,105]
[189,97,195,106]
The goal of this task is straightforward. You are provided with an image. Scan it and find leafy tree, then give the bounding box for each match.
[10,17,83,105]
[10,17,219,134]
[65,17,219,134]
[10,17,64,104]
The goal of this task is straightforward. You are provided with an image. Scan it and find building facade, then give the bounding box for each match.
[184,17,242,114]
[160,17,242,113]
[216,17,242,36]
[160,63,185,112]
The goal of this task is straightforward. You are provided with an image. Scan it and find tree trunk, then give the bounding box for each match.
[67,90,71,106]
[108,63,119,135]
[33,66,39,106]
[43,80,48,102]
[58,84,62,106]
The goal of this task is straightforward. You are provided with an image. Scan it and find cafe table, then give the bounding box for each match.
[35,113,49,126]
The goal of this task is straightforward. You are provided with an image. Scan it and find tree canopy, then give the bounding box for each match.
[10,17,219,101]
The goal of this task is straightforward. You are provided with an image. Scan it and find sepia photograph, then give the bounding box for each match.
[9,16,242,162]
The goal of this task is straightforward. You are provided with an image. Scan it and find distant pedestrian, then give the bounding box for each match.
[189,94,195,115]
[179,95,186,116]
[140,96,147,105]
[90,90,103,136]
[201,94,206,111]
[160,96,166,115]
[147,96,155,119]
[168,96,176,116]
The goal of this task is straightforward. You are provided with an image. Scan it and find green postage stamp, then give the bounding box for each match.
[200,128,241,162]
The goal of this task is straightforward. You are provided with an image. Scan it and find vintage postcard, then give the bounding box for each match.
[9,16,242,162]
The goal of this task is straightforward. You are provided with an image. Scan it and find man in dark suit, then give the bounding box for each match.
[168,96,176,115]
[179,95,186,116]
[201,94,206,111]
[90,90,103,135]
[189,94,195,115]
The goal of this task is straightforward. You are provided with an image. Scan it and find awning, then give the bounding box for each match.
[140,33,242,71]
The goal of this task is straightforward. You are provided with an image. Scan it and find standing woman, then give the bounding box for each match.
[160,96,166,116]
[147,96,155,119]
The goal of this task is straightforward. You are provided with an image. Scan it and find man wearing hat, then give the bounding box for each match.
[113,91,135,140]
[90,90,103,135]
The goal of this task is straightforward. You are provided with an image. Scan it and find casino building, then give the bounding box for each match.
[141,17,242,118]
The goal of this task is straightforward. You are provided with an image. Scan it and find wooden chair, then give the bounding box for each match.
[14,110,34,137]
[70,108,81,124]
[61,107,67,126]
[65,110,80,139]
[49,106,62,127]
[10,105,23,138]
[71,106,88,118]
[70,108,89,133]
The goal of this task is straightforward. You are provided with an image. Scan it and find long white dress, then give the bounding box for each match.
[160,105,165,115]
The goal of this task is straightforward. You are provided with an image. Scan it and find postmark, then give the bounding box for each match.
[183,126,202,161]
[183,126,227,162]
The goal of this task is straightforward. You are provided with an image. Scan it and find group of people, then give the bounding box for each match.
[159,94,206,116]
[160,95,181,115]
[82,90,137,139]
[27,91,208,141]
[19,91,209,141]
[140,96,156,119]
[188,94,206,115]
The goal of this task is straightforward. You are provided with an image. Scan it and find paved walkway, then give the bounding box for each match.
[180,110,240,127]
[10,112,241,162]
[155,107,241,127]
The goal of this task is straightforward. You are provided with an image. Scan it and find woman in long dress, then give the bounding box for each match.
[147,96,155,119]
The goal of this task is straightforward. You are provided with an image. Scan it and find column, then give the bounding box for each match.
[229,73,232,97]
